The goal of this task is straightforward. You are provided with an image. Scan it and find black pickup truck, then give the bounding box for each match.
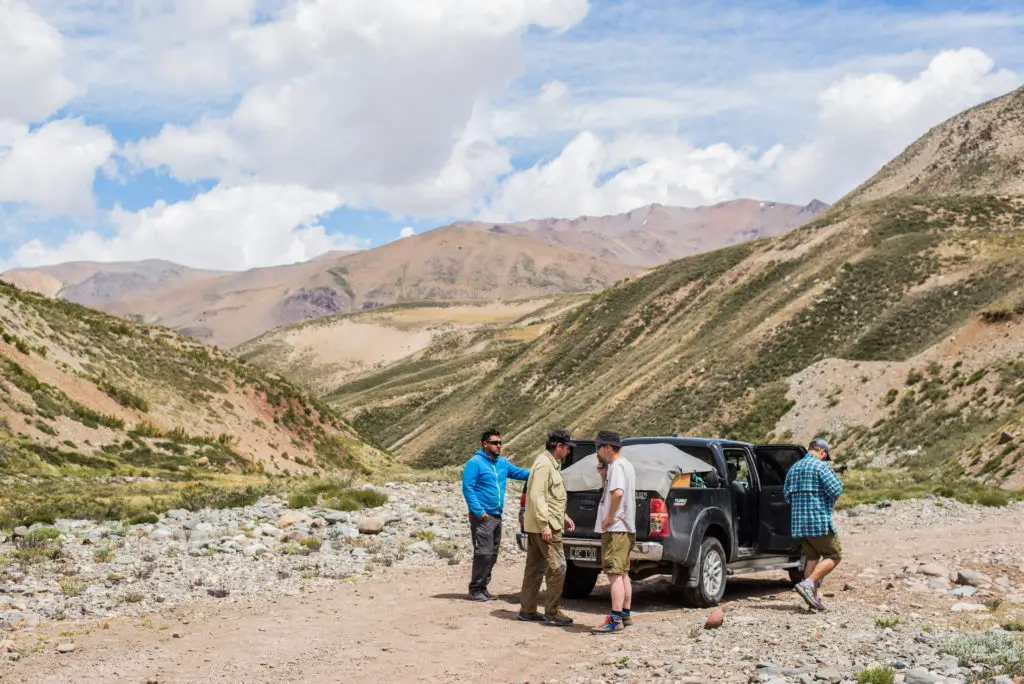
[517,436,806,608]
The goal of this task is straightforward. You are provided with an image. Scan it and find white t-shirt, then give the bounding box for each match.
[597,457,636,533]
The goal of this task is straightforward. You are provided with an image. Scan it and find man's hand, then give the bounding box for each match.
[602,517,615,531]
[479,512,489,520]
[565,517,575,533]
[542,527,552,542]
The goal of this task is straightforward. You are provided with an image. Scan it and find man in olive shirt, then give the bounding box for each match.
[518,429,576,626]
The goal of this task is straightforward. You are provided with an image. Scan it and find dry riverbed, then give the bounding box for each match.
[2,486,1024,683]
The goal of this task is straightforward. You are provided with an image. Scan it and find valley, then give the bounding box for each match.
[0,82,1023,684]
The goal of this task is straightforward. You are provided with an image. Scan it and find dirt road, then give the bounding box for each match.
[5,503,1023,684]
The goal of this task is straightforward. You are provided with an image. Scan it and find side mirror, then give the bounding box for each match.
[704,470,721,488]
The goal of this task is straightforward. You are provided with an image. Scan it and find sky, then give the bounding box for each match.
[1,0,1022,272]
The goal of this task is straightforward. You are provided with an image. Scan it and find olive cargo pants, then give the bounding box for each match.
[519,531,566,616]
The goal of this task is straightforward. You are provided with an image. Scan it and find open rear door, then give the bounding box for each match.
[753,444,805,554]
[564,440,596,469]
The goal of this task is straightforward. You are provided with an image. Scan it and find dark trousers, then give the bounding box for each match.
[468,513,502,593]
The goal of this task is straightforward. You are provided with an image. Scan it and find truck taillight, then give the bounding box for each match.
[649,498,669,537]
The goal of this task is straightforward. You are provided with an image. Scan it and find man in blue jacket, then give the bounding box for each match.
[462,428,530,601]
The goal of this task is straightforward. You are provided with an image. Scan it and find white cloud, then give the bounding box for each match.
[5,2,1024,274]
[399,227,415,239]
[0,0,78,124]
[482,47,1020,220]
[480,130,773,221]
[131,0,589,213]
[0,118,115,213]
[766,47,1020,202]
[5,183,363,271]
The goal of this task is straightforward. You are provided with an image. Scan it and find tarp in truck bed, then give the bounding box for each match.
[562,442,714,498]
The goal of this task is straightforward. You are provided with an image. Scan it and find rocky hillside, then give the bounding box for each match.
[0,280,389,478]
[236,296,587,393]
[320,88,1024,485]
[1,260,226,305]
[843,84,1024,205]
[456,198,828,267]
[327,195,1024,484]
[95,227,641,348]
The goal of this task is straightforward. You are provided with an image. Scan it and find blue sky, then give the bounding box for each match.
[1,0,1022,271]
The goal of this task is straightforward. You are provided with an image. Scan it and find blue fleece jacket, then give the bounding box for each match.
[461,449,530,517]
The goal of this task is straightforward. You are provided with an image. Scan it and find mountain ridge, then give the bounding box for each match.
[3,198,827,347]
[314,86,1024,489]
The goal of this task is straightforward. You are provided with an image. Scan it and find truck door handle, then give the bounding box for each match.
[580,501,596,511]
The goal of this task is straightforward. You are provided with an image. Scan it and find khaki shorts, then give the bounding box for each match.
[601,532,635,575]
[799,533,842,563]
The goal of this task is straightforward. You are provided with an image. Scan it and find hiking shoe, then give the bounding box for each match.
[545,612,573,627]
[468,592,489,602]
[621,613,634,627]
[811,595,827,612]
[591,616,624,634]
[517,612,546,622]
[482,590,498,601]
[794,580,818,610]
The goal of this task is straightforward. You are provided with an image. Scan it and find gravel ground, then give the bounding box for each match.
[2,488,1024,683]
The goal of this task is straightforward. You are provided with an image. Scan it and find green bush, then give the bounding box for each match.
[325,488,388,512]
[128,512,160,525]
[288,492,317,509]
[299,537,323,552]
[177,483,272,511]
[857,667,895,684]
[939,632,1024,676]
[27,527,62,541]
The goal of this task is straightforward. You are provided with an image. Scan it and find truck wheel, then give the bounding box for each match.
[681,537,727,608]
[562,560,599,599]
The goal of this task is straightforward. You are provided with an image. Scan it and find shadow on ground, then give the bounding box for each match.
[433,576,796,617]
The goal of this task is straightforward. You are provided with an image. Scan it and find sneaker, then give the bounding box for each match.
[517,612,546,622]
[591,615,624,634]
[794,580,818,610]
[482,590,498,601]
[811,595,827,612]
[621,612,634,627]
[545,612,573,627]
[468,592,489,602]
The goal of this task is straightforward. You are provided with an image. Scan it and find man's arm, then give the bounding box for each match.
[527,463,554,539]
[783,469,794,503]
[506,461,530,481]
[461,460,485,517]
[819,466,843,502]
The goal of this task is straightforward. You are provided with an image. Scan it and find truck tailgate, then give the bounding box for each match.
[565,490,653,540]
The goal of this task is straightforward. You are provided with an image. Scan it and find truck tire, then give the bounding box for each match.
[562,560,599,599]
[680,537,727,608]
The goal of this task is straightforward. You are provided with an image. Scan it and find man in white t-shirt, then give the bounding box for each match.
[591,430,636,634]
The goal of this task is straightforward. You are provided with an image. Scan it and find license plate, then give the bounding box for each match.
[569,547,597,562]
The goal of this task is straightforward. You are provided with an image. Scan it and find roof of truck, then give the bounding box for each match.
[624,435,755,449]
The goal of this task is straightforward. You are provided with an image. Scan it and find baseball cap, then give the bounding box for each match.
[547,429,572,445]
[809,437,832,460]
[595,430,622,448]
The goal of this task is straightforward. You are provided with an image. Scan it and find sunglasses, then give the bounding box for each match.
[486,441,502,446]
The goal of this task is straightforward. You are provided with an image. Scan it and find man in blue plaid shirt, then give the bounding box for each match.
[784,437,843,611]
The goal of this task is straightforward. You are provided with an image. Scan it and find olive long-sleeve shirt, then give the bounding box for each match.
[523,451,567,534]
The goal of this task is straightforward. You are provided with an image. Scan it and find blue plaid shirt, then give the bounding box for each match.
[783,453,843,538]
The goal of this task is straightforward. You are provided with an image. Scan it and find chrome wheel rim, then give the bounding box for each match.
[702,549,723,597]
